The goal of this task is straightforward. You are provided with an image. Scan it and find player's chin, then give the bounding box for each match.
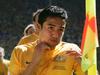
[50,42,59,48]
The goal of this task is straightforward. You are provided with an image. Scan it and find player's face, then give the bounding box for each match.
[39,17,66,49]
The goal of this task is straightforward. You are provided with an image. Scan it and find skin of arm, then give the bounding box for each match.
[21,42,50,75]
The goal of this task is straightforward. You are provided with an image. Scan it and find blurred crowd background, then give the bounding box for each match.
[0,0,100,72]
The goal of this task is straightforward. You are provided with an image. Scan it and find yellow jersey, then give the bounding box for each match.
[0,59,9,75]
[9,41,85,75]
[17,33,38,45]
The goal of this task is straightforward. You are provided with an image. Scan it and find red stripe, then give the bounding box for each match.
[81,13,97,53]
[81,14,89,53]
[88,16,96,33]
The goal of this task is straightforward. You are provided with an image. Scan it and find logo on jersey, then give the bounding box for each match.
[54,55,66,62]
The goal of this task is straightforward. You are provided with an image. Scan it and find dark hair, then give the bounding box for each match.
[38,6,68,26]
[24,24,34,35]
[32,9,43,22]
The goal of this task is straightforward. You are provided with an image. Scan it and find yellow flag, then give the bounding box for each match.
[81,0,99,74]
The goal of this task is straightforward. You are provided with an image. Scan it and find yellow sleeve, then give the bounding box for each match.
[3,64,8,75]
[17,37,26,45]
[73,57,85,75]
[8,46,22,75]
[3,59,10,67]
[0,63,8,75]
[17,34,38,45]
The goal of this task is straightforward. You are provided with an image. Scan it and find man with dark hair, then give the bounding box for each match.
[9,6,85,75]
[32,9,43,35]
[23,24,35,36]
[17,24,37,45]
[17,9,43,45]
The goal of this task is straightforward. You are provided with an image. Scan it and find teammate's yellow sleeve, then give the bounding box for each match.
[8,46,22,75]
[18,33,38,45]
